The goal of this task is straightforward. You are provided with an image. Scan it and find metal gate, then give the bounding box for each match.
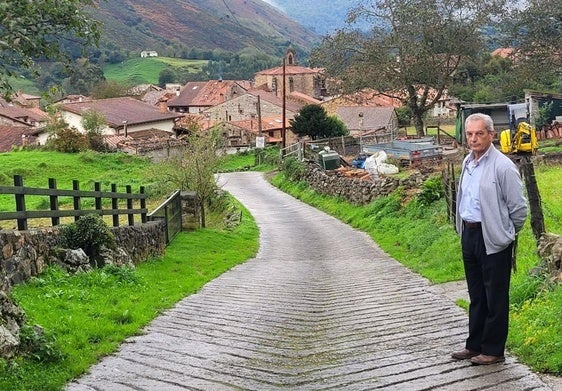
[148,190,182,245]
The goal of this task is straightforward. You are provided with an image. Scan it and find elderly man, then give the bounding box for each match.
[452,113,528,365]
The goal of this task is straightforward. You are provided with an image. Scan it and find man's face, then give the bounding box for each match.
[466,119,494,157]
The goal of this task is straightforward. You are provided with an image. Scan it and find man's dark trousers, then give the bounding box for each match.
[462,225,513,356]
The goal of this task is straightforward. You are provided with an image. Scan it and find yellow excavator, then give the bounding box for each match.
[499,120,538,155]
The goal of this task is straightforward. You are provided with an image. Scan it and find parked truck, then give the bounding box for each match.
[456,102,538,155]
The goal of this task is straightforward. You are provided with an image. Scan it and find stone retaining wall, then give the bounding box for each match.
[303,166,427,205]
[0,221,166,290]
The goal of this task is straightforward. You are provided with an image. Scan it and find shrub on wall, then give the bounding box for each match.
[59,214,116,266]
[281,156,307,182]
[416,175,445,206]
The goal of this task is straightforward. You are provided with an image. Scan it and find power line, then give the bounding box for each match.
[221,0,244,29]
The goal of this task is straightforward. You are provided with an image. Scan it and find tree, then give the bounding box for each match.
[66,58,106,95]
[502,0,562,91]
[44,107,89,152]
[158,68,176,87]
[311,0,506,136]
[81,109,107,151]
[0,0,101,97]
[157,128,225,228]
[290,105,348,140]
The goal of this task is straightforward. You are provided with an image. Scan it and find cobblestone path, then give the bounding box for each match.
[66,171,550,391]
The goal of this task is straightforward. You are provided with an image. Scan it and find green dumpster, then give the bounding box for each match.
[319,150,341,170]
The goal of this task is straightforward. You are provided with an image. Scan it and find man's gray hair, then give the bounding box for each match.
[465,113,494,133]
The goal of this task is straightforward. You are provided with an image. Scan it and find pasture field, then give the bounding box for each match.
[103,57,207,85]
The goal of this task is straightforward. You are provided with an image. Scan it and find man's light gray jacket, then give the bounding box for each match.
[455,145,528,255]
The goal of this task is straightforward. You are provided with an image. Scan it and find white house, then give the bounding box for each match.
[140,50,158,58]
[43,97,182,144]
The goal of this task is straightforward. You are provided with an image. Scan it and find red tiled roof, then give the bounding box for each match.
[0,126,37,152]
[59,97,181,127]
[491,48,514,58]
[329,90,402,108]
[246,89,303,113]
[167,82,207,107]
[103,129,186,153]
[54,95,92,104]
[0,106,49,125]
[288,91,322,105]
[168,80,252,108]
[175,113,217,131]
[336,106,396,130]
[228,115,289,134]
[0,91,41,108]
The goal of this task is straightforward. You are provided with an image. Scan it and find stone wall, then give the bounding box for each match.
[303,166,427,205]
[0,221,166,290]
[110,222,166,265]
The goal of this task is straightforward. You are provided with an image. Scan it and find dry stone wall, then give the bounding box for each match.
[0,221,166,290]
[304,166,427,205]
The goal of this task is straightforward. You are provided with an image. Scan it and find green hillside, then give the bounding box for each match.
[103,57,207,85]
[7,77,43,96]
[92,0,319,57]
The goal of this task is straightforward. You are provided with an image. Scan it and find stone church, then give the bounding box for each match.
[253,48,327,101]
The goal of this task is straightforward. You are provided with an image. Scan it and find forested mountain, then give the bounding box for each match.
[263,0,368,35]
[90,0,320,58]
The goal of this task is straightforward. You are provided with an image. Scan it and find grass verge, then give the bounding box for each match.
[0,200,259,390]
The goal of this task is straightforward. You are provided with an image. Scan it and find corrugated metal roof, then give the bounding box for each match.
[336,106,396,131]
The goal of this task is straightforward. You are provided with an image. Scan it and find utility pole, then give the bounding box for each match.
[359,112,364,154]
[255,94,265,164]
[282,57,286,152]
[257,95,262,136]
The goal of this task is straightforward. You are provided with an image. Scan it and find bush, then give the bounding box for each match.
[87,131,109,152]
[46,128,89,153]
[19,325,64,363]
[59,214,116,266]
[254,148,280,168]
[416,175,445,205]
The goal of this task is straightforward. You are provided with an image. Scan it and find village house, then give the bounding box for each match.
[217,116,297,148]
[0,106,49,128]
[48,97,183,145]
[202,89,307,123]
[430,94,461,118]
[336,106,399,142]
[52,94,93,106]
[321,89,402,116]
[131,84,181,114]
[0,126,39,152]
[140,50,158,58]
[0,91,42,109]
[0,97,49,151]
[167,80,253,114]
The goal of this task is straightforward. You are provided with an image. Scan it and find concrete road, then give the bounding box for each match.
[66,171,551,390]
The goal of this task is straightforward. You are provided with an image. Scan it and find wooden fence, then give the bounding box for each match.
[0,175,147,230]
